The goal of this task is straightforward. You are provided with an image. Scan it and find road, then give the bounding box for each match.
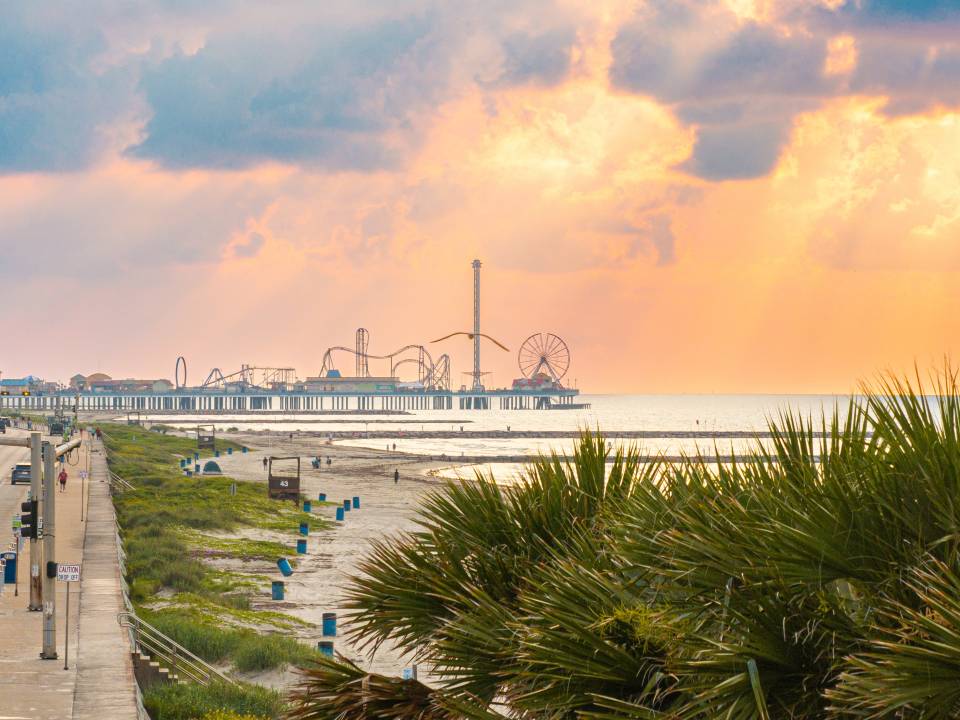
[0,428,30,541]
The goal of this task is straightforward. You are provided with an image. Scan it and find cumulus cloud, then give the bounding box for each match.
[611,0,960,180]
[125,3,581,171]
[0,6,138,172]
[232,231,265,258]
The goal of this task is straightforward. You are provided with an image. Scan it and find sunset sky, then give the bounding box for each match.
[1,0,959,393]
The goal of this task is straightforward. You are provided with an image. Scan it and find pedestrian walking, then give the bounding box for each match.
[394,469,399,484]
[262,457,268,471]
[58,468,68,493]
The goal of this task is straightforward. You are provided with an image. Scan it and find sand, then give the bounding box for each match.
[210,430,471,681]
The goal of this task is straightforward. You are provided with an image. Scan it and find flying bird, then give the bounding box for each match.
[432,332,510,352]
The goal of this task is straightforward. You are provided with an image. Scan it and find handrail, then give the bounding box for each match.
[117,612,237,687]
[108,470,135,492]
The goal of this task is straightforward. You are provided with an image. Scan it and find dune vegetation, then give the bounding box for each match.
[288,368,960,719]
[102,424,327,719]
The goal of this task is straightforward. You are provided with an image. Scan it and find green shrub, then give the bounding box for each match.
[142,681,282,720]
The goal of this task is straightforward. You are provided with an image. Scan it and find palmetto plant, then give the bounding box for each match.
[288,367,960,720]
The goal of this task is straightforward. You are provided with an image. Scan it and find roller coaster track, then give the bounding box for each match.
[319,344,451,391]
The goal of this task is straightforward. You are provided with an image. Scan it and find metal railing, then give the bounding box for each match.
[117,612,237,687]
[108,470,135,492]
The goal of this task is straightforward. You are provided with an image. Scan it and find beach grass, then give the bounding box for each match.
[102,422,325,686]
[142,680,283,720]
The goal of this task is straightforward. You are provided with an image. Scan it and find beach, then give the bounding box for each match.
[206,429,466,684]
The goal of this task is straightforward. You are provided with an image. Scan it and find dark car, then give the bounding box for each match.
[11,463,31,485]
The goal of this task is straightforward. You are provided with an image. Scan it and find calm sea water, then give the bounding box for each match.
[149,394,854,479]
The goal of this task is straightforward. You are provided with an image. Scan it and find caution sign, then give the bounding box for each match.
[56,564,81,582]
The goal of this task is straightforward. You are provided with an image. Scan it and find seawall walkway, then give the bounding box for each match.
[73,437,139,719]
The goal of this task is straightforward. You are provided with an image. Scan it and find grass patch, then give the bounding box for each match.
[142,681,283,720]
[102,422,325,679]
[183,530,297,562]
[140,608,318,671]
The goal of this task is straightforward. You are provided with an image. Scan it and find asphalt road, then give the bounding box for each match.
[0,428,31,542]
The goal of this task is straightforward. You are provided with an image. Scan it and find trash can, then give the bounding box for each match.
[318,492,326,502]
[277,558,293,577]
[1,551,16,584]
[352,496,360,509]
[322,612,337,637]
[318,640,334,657]
[271,580,284,600]
[297,539,307,554]
[336,507,344,521]
[303,500,312,513]
[343,499,351,512]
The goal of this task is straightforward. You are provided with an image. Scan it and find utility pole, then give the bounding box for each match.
[28,432,42,611]
[472,259,482,391]
[41,439,57,659]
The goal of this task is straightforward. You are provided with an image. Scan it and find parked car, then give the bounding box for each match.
[11,463,31,485]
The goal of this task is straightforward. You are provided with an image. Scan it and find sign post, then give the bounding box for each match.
[57,564,80,670]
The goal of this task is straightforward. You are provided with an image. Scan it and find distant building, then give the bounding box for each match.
[72,372,112,390]
[300,375,399,393]
[89,377,175,393]
[511,373,564,391]
[0,375,53,395]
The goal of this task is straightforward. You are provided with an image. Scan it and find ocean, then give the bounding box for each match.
[149,394,854,481]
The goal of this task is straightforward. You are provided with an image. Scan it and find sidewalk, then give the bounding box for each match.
[72,439,139,718]
[0,432,138,719]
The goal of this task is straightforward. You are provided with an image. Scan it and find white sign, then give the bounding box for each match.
[57,564,81,582]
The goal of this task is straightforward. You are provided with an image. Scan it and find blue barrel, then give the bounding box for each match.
[242,446,248,454]
[215,450,220,458]
[297,539,307,554]
[299,522,309,536]
[303,500,312,513]
[180,459,186,468]
[318,492,326,502]
[277,558,293,577]
[195,464,201,474]
[322,612,337,637]
[2,551,16,584]
[352,496,360,509]
[335,507,344,522]
[194,452,199,461]
[318,640,334,657]
[343,499,351,512]
[228,447,233,455]
[271,580,284,600]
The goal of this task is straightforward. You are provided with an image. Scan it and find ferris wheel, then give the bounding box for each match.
[518,333,570,383]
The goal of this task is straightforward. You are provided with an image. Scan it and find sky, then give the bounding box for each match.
[1,0,959,394]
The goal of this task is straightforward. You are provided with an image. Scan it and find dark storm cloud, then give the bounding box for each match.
[0,7,132,172]
[129,17,436,170]
[0,1,580,174]
[679,120,791,181]
[610,0,960,181]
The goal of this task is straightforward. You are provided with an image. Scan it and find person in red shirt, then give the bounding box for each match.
[58,468,68,493]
